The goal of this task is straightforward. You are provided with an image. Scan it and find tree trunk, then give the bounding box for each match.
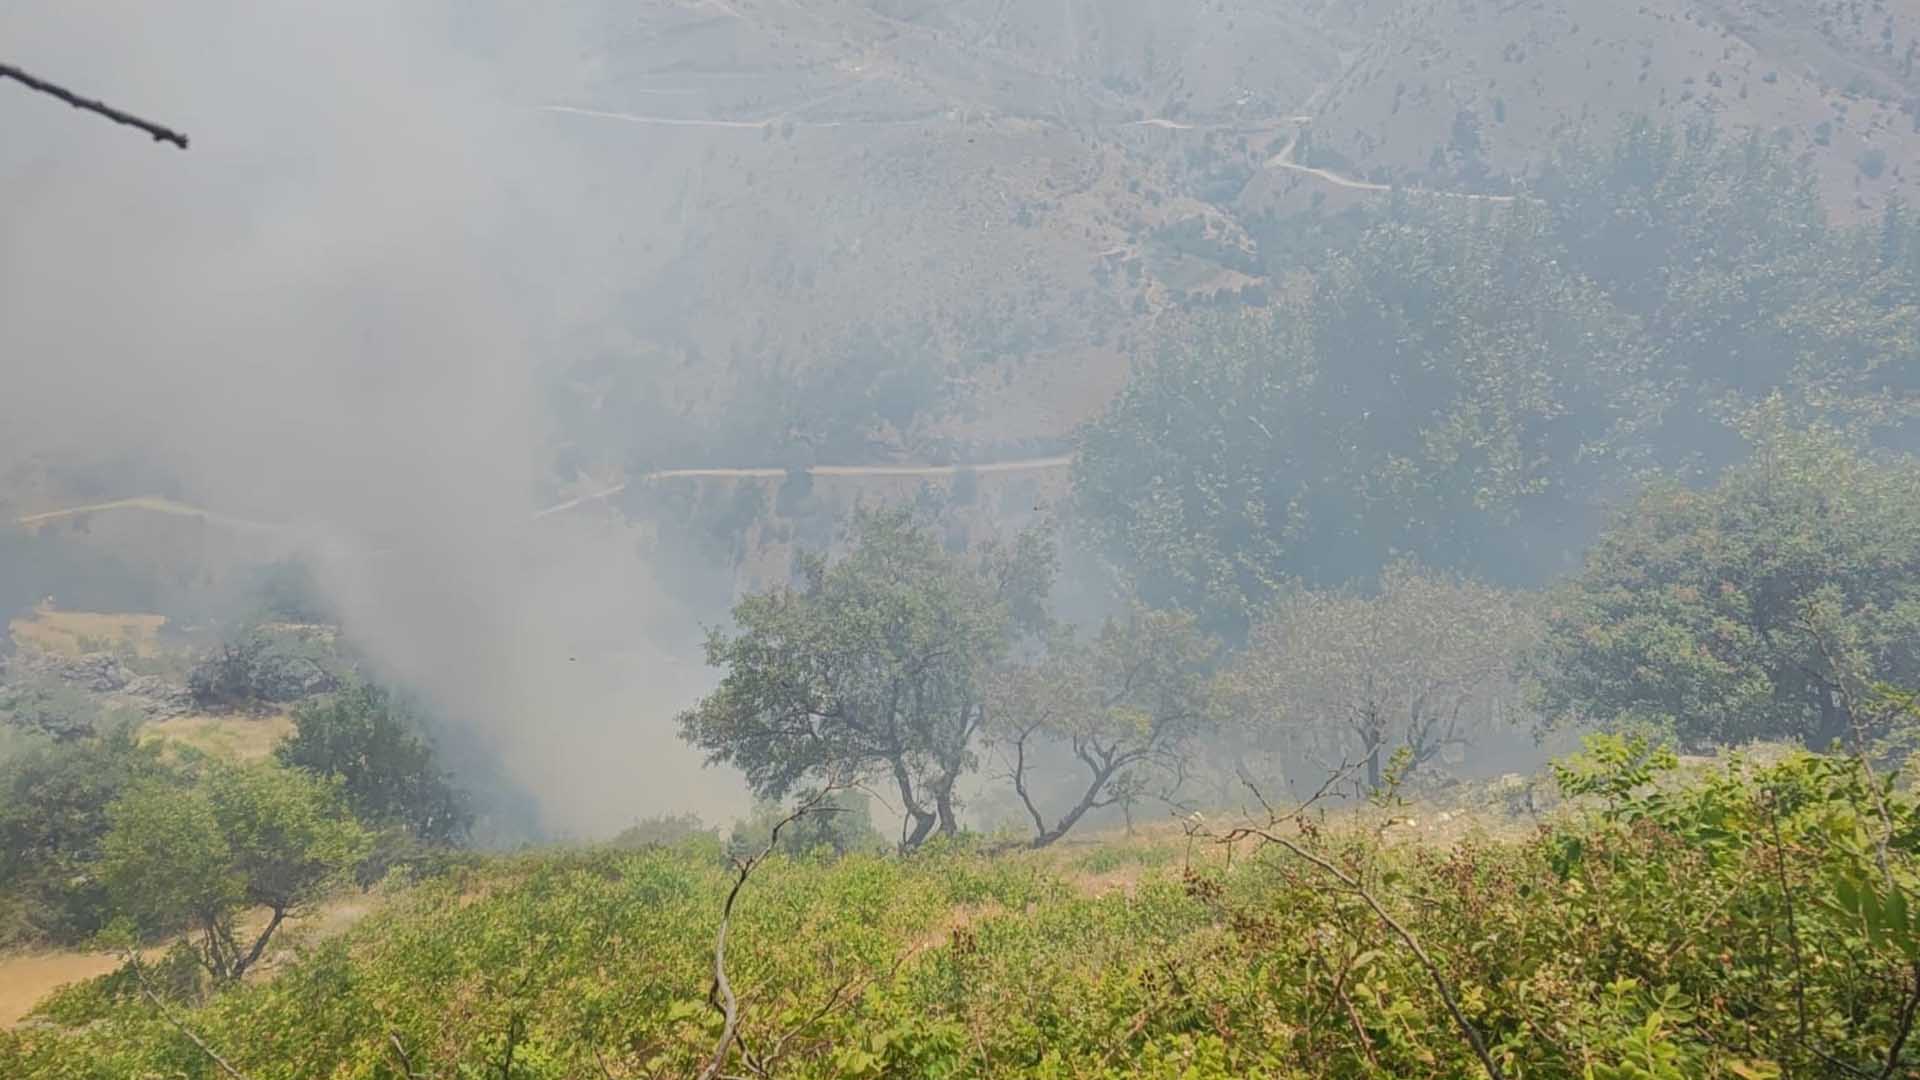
[230,906,287,982]
[890,755,937,851]
[1814,686,1852,750]
[902,807,937,850]
[933,780,959,838]
[1365,739,1382,792]
[1030,762,1121,848]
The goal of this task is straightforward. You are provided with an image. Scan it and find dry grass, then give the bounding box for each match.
[0,950,125,1027]
[141,713,295,764]
[7,603,166,658]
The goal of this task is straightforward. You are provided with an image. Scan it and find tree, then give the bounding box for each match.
[986,607,1217,847]
[1221,563,1537,790]
[100,762,368,982]
[678,508,1051,849]
[277,682,470,844]
[0,723,169,943]
[1536,414,1920,749]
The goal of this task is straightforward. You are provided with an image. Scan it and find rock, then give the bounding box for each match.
[10,650,132,692]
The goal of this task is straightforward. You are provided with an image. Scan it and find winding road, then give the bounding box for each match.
[1263,133,1519,204]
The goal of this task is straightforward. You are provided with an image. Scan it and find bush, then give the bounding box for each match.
[187,628,341,711]
[8,742,1919,1077]
[0,723,171,946]
[277,682,471,845]
[727,791,888,859]
[0,679,101,741]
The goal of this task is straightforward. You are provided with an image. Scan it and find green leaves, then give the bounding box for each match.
[679,507,1055,847]
[1550,733,1679,808]
[98,760,368,980]
[1537,421,1920,748]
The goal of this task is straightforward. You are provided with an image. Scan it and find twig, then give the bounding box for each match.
[1768,796,1816,1075]
[1220,822,1506,1080]
[1767,793,1877,1079]
[388,1032,422,1080]
[0,62,189,148]
[1211,771,1503,1080]
[1882,959,1920,1080]
[698,782,844,1080]
[124,951,254,1080]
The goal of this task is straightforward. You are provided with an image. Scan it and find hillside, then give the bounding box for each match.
[538,0,1920,493]
[7,747,1918,1077]
[1289,0,1920,216]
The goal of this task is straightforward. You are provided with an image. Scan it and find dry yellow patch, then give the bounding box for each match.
[7,602,167,658]
[142,713,295,763]
[0,950,125,1026]
[0,894,377,1027]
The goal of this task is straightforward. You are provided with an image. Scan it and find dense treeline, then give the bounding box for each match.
[1082,122,1920,635]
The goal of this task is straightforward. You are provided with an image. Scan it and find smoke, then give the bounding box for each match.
[0,2,739,835]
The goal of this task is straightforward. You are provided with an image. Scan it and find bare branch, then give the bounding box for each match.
[387,1032,422,1080]
[699,780,847,1080]
[1,62,189,148]
[123,950,254,1080]
[1209,770,1502,1080]
[1219,821,1505,1080]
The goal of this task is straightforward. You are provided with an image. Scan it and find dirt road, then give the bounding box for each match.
[15,456,1078,529]
[1263,133,1519,203]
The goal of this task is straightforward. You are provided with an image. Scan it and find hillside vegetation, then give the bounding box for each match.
[4,744,1917,1078]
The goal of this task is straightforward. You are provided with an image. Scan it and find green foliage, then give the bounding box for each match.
[100,761,369,981]
[612,811,716,851]
[1537,417,1920,748]
[0,677,103,741]
[1549,732,1679,808]
[679,507,1053,848]
[15,749,1916,1078]
[0,722,170,946]
[1081,121,1920,633]
[277,681,471,845]
[728,791,889,859]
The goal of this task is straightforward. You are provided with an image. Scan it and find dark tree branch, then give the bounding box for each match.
[387,1032,422,1080]
[699,782,845,1080]
[1,62,189,148]
[1200,769,1504,1080]
[230,906,287,982]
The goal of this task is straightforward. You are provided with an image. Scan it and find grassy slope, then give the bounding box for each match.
[9,749,1916,1078]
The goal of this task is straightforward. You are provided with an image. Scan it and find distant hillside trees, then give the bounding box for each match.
[1219,563,1537,791]
[1076,201,1647,634]
[1537,416,1920,750]
[1080,121,1920,634]
[187,627,341,711]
